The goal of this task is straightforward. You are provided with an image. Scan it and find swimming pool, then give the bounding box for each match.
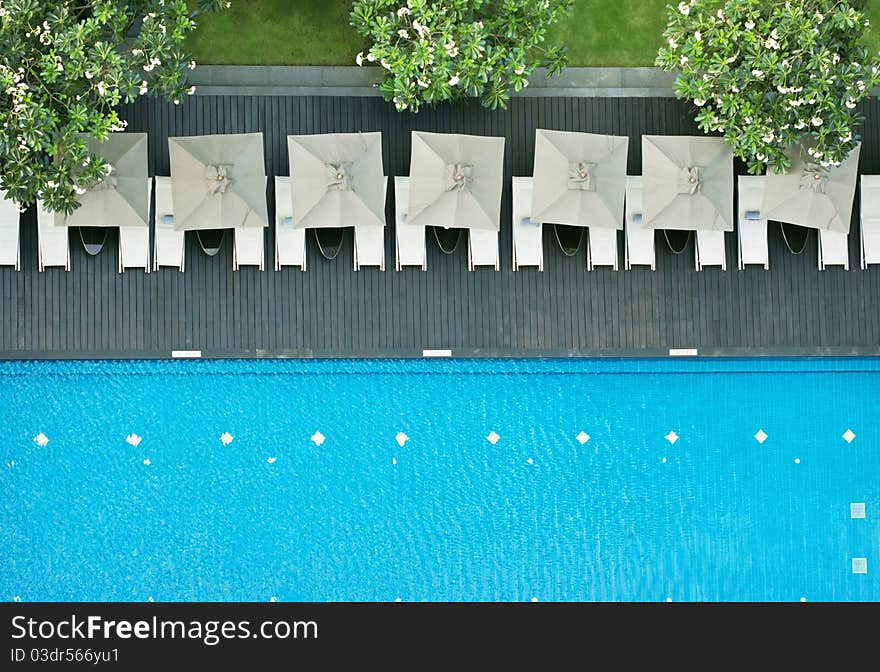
[1,358,877,602]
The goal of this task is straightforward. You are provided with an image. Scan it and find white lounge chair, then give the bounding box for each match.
[232,227,265,270]
[624,176,654,270]
[0,190,20,270]
[394,177,426,270]
[818,229,849,270]
[153,176,185,271]
[859,175,880,269]
[273,176,306,271]
[737,176,769,270]
[468,228,499,270]
[36,200,70,271]
[695,230,726,270]
[587,227,618,270]
[353,177,388,271]
[512,177,542,271]
[117,179,152,273]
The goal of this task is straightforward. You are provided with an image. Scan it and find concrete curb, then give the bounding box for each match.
[190,66,677,98]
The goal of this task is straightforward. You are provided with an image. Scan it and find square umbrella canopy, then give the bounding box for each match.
[287,132,386,229]
[642,135,734,231]
[531,129,629,230]
[407,131,505,231]
[168,132,268,231]
[763,141,861,234]
[60,132,149,229]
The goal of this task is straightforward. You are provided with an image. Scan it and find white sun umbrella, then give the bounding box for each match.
[168,132,268,231]
[763,141,861,234]
[531,129,629,229]
[642,135,734,231]
[60,133,149,229]
[287,132,385,229]
[407,131,505,231]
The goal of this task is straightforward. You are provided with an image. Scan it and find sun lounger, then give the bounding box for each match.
[587,227,619,270]
[153,177,185,271]
[512,177,542,271]
[117,179,152,273]
[468,228,500,270]
[737,176,769,270]
[232,227,265,270]
[695,230,727,270]
[0,191,20,270]
[36,200,70,271]
[395,177,426,270]
[353,177,388,271]
[818,229,849,270]
[273,176,306,271]
[624,176,654,270]
[859,175,880,269]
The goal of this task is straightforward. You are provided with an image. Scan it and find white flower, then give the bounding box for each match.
[751,69,764,78]
[187,85,196,95]
[845,99,856,109]
[680,55,689,66]
[694,98,706,107]
[515,66,525,75]
[225,1,231,8]
[678,2,689,16]
[397,7,409,17]
[811,116,823,127]
[96,81,107,97]
[448,74,460,86]
[745,20,755,30]
[794,119,806,129]
[366,52,375,62]
[716,9,723,19]
[380,59,391,70]
[189,61,197,70]
[832,53,840,64]
[694,31,701,42]
[138,80,148,95]
[765,36,779,50]
[173,98,179,105]
[85,71,94,79]
[355,52,364,66]
[417,78,429,88]
[397,29,409,39]
[668,37,678,49]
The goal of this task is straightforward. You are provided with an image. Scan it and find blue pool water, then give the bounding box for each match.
[1,358,878,602]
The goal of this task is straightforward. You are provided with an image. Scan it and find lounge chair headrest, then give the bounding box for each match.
[522,217,540,227]
[632,213,642,223]
[282,216,293,226]
[162,214,174,225]
[744,210,762,221]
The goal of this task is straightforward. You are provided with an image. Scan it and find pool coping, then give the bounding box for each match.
[2,346,879,360]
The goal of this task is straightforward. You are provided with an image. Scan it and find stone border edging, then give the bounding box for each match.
[189,66,677,98]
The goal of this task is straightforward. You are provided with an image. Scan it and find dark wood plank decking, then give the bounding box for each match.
[1,96,879,358]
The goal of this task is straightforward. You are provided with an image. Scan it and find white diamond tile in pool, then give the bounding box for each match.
[395,432,409,447]
[850,503,866,519]
[33,432,48,447]
[665,431,679,445]
[125,433,142,447]
[754,429,768,444]
[576,431,590,444]
[852,558,868,575]
[1,357,878,602]
[486,431,500,445]
[219,432,234,446]
[843,429,856,443]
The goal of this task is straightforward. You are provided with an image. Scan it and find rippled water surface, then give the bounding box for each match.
[1,358,878,601]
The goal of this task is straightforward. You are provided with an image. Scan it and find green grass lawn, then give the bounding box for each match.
[188,0,880,67]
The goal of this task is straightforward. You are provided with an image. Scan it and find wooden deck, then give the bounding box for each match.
[1,95,879,358]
